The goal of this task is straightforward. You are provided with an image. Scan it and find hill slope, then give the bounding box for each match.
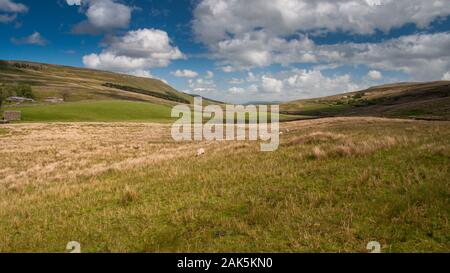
[0,60,193,105]
[282,81,450,120]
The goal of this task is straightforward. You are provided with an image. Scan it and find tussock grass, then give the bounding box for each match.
[288,131,346,145]
[289,128,407,161]
[0,117,449,252]
[311,147,327,160]
[120,185,139,206]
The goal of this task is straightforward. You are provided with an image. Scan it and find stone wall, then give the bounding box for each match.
[3,111,21,121]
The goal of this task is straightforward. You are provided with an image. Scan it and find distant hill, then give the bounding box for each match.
[0,60,229,122]
[2,60,450,122]
[282,81,450,120]
[0,60,196,105]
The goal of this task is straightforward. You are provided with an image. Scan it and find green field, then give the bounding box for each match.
[7,100,175,123]
[4,100,305,123]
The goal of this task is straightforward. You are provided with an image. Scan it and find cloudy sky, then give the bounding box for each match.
[1,0,450,103]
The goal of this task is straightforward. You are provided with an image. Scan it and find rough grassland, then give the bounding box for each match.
[0,118,449,252]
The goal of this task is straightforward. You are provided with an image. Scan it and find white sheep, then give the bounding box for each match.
[197,148,205,156]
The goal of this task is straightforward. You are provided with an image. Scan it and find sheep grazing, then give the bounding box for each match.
[197,148,205,156]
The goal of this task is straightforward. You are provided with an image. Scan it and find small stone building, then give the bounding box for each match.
[6,96,34,103]
[3,111,21,121]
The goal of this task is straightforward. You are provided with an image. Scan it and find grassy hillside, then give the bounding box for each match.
[0,60,193,105]
[0,118,448,252]
[0,60,229,122]
[282,81,450,120]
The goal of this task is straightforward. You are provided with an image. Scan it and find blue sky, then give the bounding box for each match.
[1,0,450,103]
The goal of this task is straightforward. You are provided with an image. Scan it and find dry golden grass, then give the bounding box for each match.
[0,117,448,252]
[0,122,248,193]
[0,116,428,190]
[0,123,207,191]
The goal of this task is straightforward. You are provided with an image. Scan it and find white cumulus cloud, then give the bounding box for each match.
[318,32,450,81]
[0,0,27,24]
[203,69,361,103]
[260,75,284,93]
[171,69,199,78]
[72,0,132,34]
[66,0,81,6]
[128,69,153,78]
[194,0,450,43]
[368,70,383,80]
[0,0,27,12]
[83,28,185,75]
[11,32,48,46]
[285,69,359,98]
[442,72,450,81]
[193,0,450,82]
[228,87,245,94]
[188,78,217,93]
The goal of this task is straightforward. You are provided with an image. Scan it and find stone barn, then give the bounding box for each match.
[3,111,21,121]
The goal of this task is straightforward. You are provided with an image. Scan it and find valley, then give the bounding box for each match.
[0,61,449,253]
